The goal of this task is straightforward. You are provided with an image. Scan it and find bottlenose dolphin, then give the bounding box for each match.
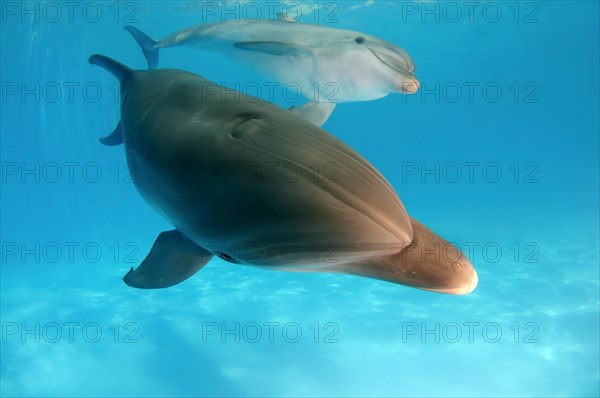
[89,54,476,295]
[124,17,420,126]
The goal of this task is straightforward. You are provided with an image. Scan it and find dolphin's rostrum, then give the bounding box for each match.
[89,54,477,295]
[123,16,420,126]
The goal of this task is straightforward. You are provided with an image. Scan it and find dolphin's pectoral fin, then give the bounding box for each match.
[100,120,124,146]
[123,230,213,289]
[288,102,337,126]
[233,41,312,58]
[275,12,297,22]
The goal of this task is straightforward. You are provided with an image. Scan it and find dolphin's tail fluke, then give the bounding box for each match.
[89,54,133,84]
[124,25,159,69]
[88,55,131,146]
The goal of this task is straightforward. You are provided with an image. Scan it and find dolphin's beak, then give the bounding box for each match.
[367,43,420,94]
[340,218,478,295]
[398,77,420,94]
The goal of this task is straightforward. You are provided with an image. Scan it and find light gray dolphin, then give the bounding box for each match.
[89,54,476,295]
[124,17,420,126]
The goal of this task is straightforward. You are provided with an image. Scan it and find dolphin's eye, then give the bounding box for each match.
[355,36,365,44]
[215,251,238,263]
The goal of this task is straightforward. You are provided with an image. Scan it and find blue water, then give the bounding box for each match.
[1,1,598,396]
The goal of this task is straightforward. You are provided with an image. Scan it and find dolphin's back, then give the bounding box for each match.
[156,19,349,48]
[230,114,412,243]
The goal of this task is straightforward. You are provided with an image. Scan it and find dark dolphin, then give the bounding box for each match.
[89,54,477,295]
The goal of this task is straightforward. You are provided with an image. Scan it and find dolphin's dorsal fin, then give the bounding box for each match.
[233,41,311,57]
[276,12,297,22]
[100,120,124,146]
[123,230,214,289]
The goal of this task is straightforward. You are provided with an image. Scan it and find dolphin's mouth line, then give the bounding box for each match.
[367,48,415,79]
